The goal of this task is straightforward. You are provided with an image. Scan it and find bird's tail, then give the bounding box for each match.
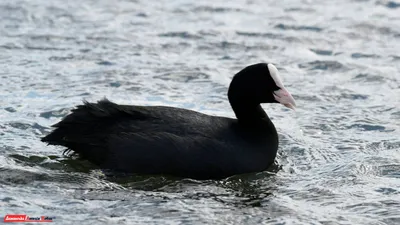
[41,99,118,164]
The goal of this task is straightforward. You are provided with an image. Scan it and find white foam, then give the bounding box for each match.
[268,63,284,88]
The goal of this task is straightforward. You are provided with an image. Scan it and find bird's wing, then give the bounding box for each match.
[103,131,244,179]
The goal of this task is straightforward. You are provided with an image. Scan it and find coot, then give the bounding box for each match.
[42,63,296,179]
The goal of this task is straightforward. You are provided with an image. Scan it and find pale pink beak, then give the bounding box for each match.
[273,88,296,110]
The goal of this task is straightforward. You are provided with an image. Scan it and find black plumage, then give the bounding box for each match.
[42,63,294,180]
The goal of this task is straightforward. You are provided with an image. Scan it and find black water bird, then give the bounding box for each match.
[42,63,296,179]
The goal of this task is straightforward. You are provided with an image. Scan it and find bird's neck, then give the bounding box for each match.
[227,76,272,125]
[230,101,270,124]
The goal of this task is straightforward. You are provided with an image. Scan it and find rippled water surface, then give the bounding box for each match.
[1,0,400,224]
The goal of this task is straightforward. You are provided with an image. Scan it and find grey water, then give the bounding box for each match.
[1,0,399,224]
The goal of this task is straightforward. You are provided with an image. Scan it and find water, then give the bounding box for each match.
[1,0,399,224]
